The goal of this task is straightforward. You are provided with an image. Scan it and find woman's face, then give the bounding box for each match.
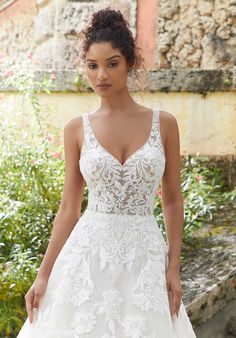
[84,42,130,96]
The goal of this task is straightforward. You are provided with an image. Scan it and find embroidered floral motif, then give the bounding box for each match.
[79,110,166,216]
[71,308,97,335]
[122,314,149,337]
[97,289,124,335]
[131,256,170,313]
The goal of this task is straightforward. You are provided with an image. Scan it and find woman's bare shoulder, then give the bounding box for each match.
[159,109,177,122]
[64,114,85,150]
[64,115,83,131]
[159,110,179,132]
[158,110,179,154]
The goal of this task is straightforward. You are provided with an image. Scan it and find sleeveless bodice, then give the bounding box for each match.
[79,109,166,216]
[17,109,197,338]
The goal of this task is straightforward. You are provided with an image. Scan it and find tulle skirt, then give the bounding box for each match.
[16,209,197,338]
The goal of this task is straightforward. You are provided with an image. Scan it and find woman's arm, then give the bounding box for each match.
[36,117,85,281]
[161,111,184,272]
[160,110,184,317]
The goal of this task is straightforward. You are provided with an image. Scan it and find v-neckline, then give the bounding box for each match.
[87,109,155,168]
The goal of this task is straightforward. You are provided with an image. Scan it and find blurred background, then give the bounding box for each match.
[0,1,235,337]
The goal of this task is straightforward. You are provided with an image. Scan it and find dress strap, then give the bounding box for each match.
[154,109,165,158]
[80,112,92,156]
[81,112,90,140]
[152,109,159,134]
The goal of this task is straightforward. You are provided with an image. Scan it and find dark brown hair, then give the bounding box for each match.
[74,7,145,84]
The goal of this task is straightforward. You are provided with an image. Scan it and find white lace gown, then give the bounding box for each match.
[16,109,197,338]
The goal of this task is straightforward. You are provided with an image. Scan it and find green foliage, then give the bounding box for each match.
[181,155,232,236]
[73,72,94,92]
[0,52,71,337]
[154,155,235,243]
[0,118,70,336]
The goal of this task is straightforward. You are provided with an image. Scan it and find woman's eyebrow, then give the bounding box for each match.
[86,55,121,62]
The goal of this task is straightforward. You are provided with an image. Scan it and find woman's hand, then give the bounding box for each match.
[24,277,48,324]
[165,267,183,318]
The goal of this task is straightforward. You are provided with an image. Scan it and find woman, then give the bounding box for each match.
[17,7,197,337]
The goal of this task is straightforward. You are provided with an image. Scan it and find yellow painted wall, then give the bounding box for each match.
[1,91,236,157]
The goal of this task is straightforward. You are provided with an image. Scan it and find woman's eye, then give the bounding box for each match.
[109,63,118,67]
[88,63,118,69]
[88,64,96,69]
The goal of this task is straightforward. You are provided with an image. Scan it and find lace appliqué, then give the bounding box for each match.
[79,109,166,216]
[17,109,197,338]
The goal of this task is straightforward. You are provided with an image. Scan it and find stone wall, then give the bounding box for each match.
[0,0,235,70]
[1,86,236,159]
[158,0,236,69]
[0,0,138,70]
[0,0,37,59]
[34,0,138,70]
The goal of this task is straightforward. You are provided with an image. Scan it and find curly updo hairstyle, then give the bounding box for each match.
[74,7,145,86]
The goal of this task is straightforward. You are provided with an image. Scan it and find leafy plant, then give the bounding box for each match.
[0,52,86,337]
[154,154,235,243]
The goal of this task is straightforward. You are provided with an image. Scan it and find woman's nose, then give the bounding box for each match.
[97,69,108,80]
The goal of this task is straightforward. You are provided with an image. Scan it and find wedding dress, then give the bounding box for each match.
[16,109,197,337]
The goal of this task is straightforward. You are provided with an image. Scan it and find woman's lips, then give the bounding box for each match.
[97,84,112,90]
[97,84,111,87]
